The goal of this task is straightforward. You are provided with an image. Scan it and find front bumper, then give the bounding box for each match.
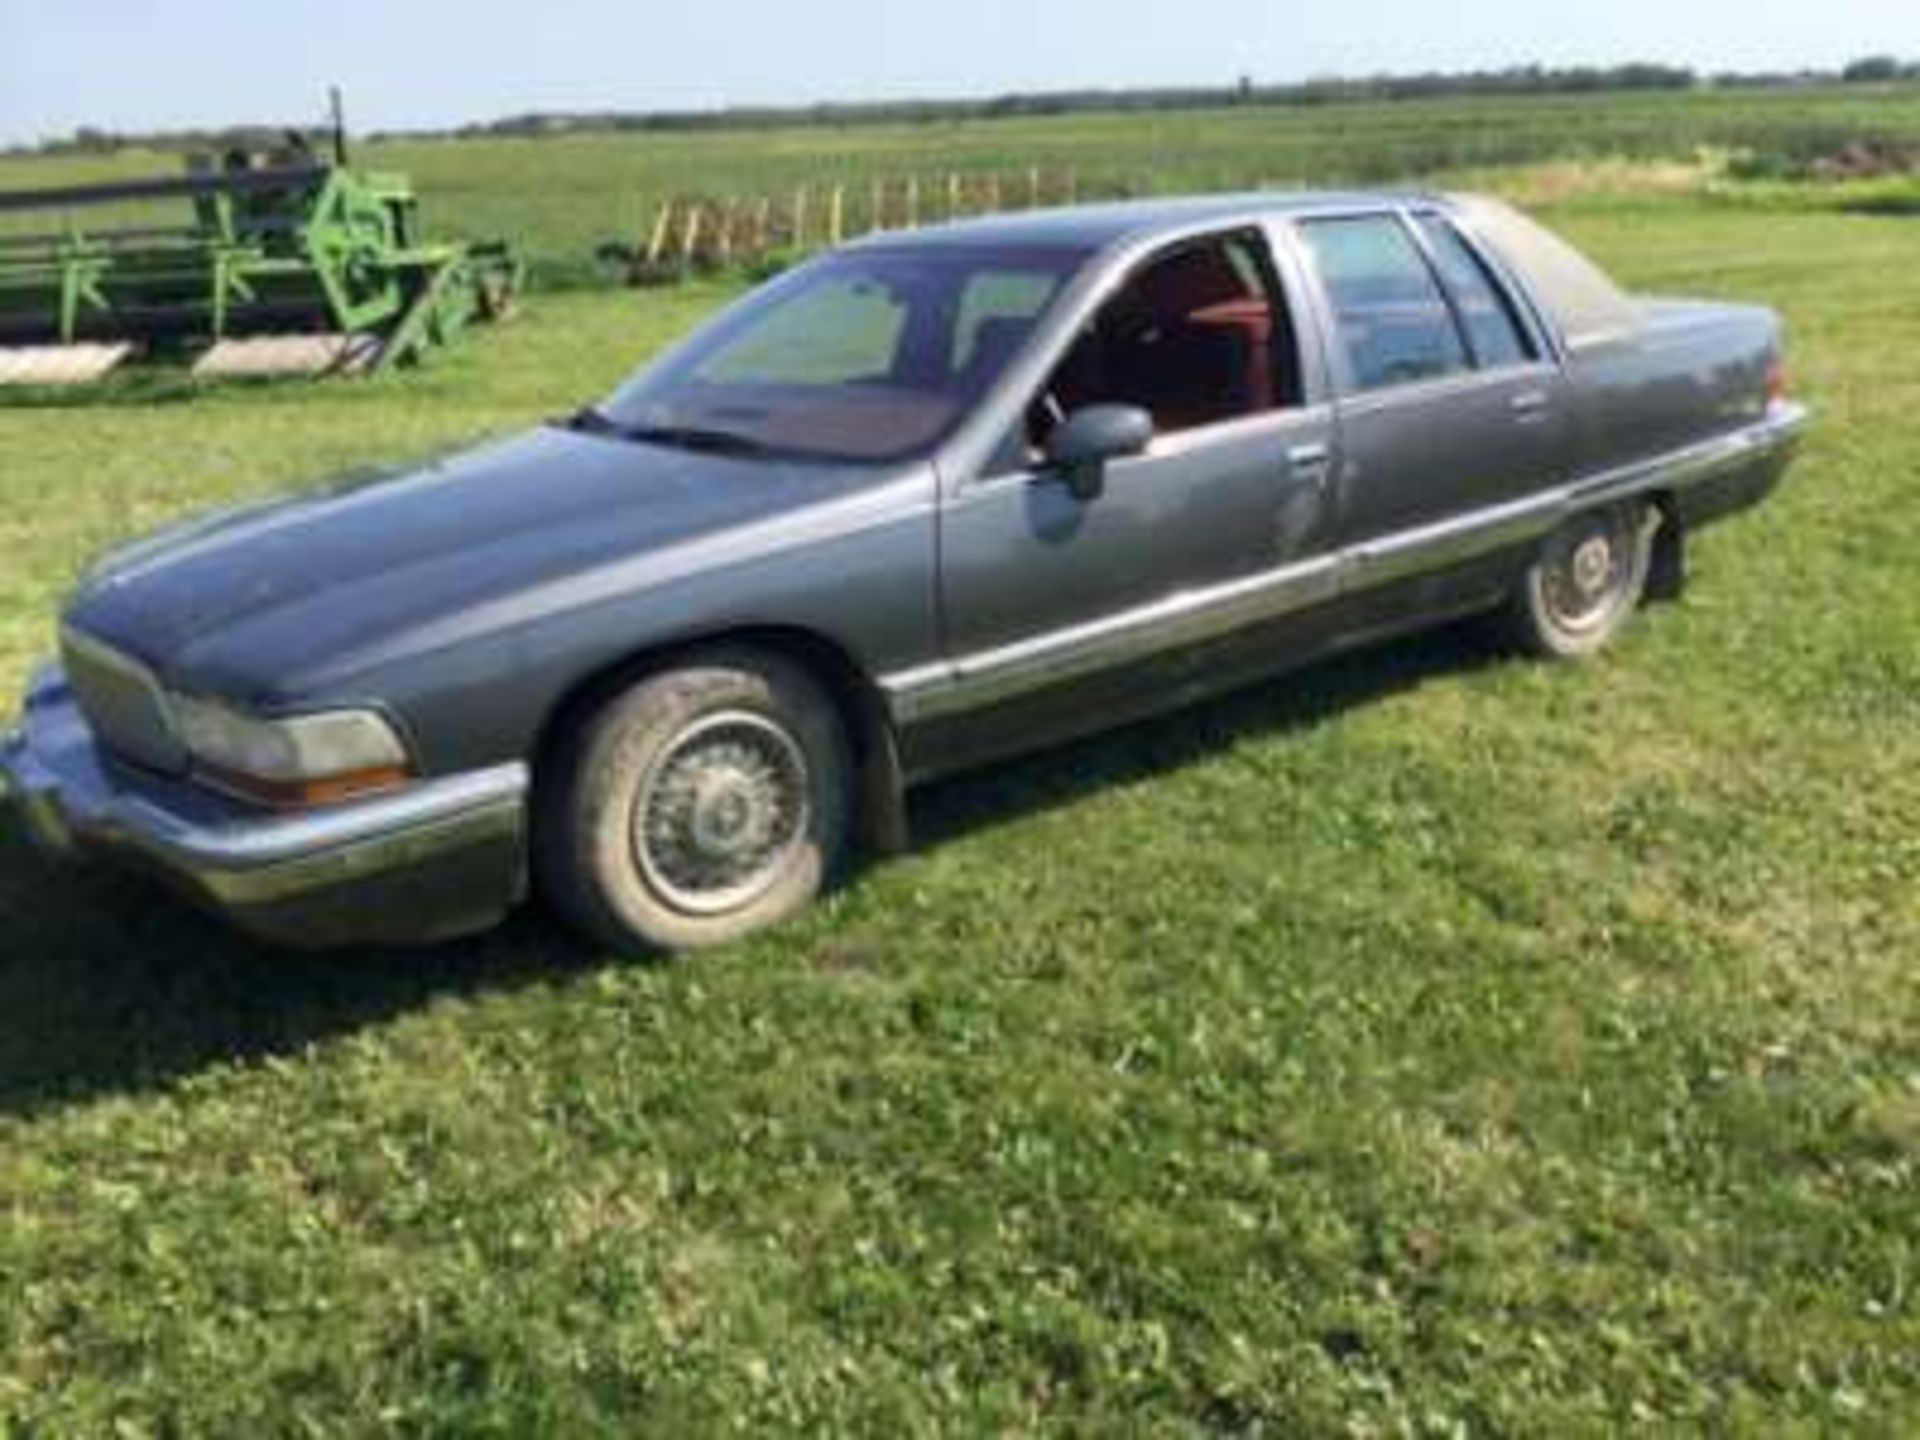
[0,666,530,949]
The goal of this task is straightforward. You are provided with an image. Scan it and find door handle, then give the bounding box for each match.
[1288,443,1333,488]
[1510,389,1553,420]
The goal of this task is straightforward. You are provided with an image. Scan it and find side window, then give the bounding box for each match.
[1031,230,1303,445]
[697,277,905,386]
[1412,215,1536,369]
[1300,216,1468,392]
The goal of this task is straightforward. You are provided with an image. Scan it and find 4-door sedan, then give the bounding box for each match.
[1,192,1807,954]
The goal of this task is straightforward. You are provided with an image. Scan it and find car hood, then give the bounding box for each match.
[64,424,898,702]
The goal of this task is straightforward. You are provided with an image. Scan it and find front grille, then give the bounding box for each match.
[59,627,189,774]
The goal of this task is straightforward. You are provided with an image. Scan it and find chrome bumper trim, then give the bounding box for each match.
[883,403,1809,725]
[2,667,529,945]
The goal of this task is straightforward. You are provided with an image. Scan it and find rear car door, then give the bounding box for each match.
[937,227,1337,673]
[1292,209,1573,551]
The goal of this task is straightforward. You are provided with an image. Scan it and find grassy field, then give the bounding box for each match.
[0,181,1918,1430]
[6,83,1920,278]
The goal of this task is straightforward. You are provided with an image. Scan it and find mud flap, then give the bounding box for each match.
[1646,505,1687,604]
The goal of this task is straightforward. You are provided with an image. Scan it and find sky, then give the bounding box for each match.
[2,0,1917,147]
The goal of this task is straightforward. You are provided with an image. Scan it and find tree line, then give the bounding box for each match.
[433,61,1915,142]
[14,58,1919,157]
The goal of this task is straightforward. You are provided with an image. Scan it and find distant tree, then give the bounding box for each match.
[70,126,123,155]
[1843,55,1903,83]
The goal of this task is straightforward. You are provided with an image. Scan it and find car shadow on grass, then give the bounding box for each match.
[0,834,600,1120]
[911,620,1500,847]
[0,622,1498,1120]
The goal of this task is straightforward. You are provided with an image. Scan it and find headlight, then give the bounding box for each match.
[170,695,412,808]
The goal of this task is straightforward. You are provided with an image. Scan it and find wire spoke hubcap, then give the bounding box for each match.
[1540,509,1634,633]
[634,711,810,916]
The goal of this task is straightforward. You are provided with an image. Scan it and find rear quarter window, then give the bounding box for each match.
[1411,214,1536,369]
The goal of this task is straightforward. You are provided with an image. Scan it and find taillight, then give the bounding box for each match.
[1765,357,1789,408]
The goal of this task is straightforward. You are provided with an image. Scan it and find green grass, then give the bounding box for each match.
[8,83,1920,279]
[1,198,1917,1433]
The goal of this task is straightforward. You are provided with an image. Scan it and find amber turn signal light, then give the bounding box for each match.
[197,763,413,812]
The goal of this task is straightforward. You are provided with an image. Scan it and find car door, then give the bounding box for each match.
[935,227,1338,695]
[1291,210,1573,558]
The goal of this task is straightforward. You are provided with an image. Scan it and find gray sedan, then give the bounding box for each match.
[1,192,1808,954]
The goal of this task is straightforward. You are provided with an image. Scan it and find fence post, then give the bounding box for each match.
[986,172,1001,212]
[681,204,702,271]
[753,196,771,252]
[906,173,920,228]
[793,186,808,250]
[1028,165,1041,207]
[947,172,962,220]
[644,201,674,268]
[829,184,845,245]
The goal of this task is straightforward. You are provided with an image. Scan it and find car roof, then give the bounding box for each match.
[842,190,1447,254]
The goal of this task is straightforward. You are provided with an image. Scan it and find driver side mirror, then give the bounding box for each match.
[1043,404,1153,502]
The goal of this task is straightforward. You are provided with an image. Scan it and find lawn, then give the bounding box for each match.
[0,197,1916,1433]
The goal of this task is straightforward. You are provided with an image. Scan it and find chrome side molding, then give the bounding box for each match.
[884,404,1808,725]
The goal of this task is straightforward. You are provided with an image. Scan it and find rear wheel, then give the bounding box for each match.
[537,651,852,955]
[1499,500,1656,659]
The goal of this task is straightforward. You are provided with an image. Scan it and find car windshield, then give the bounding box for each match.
[593,244,1091,463]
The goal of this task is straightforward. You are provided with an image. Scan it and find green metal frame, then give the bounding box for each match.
[0,159,522,370]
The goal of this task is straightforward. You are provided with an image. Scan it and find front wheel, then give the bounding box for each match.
[536,651,852,955]
[1498,500,1657,659]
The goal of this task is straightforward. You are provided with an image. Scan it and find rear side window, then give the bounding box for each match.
[1412,214,1536,368]
[1300,217,1468,392]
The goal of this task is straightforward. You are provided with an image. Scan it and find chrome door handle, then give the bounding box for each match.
[1510,389,1552,418]
[1288,443,1333,485]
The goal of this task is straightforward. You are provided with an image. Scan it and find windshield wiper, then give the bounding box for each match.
[559,407,780,458]
[620,423,779,457]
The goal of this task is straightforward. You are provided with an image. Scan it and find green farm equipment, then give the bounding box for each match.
[0,144,522,384]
